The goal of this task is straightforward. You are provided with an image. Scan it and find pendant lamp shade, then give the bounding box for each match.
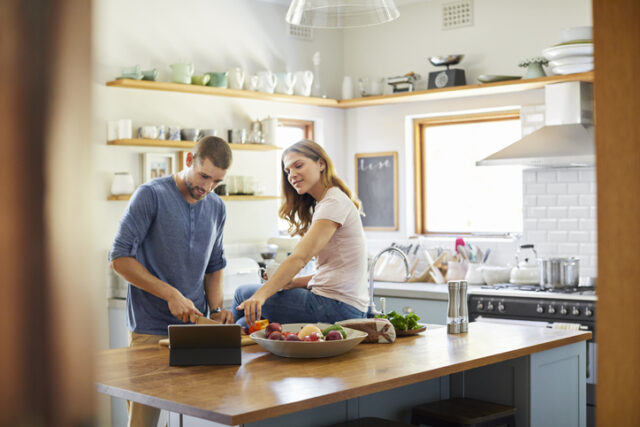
[286,0,400,29]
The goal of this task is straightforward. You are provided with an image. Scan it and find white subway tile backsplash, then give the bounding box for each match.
[523,171,537,183]
[568,182,591,194]
[526,183,547,194]
[568,206,590,218]
[527,207,547,219]
[579,194,596,206]
[537,170,557,182]
[557,195,579,206]
[522,166,597,275]
[579,169,595,181]
[558,243,579,254]
[537,195,556,206]
[579,243,597,255]
[538,219,558,230]
[569,231,590,243]
[557,170,579,182]
[547,183,568,194]
[548,231,568,242]
[558,219,579,230]
[579,218,595,230]
[547,206,568,218]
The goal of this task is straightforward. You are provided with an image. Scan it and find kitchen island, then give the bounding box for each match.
[96,323,590,427]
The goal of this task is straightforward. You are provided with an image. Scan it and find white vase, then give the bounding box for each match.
[341,76,354,100]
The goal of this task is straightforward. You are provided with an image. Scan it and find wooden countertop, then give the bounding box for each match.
[96,323,590,425]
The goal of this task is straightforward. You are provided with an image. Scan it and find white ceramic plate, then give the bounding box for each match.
[477,75,522,84]
[551,63,594,75]
[549,55,593,68]
[250,323,368,358]
[542,43,593,60]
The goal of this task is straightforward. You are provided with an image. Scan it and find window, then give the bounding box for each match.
[414,110,523,235]
[276,119,315,234]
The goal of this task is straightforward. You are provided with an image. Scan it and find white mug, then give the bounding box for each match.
[257,71,277,93]
[117,119,132,139]
[261,117,278,146]
[111,172,135,195]
[275,72,296,95]
[228,68,245,90]
[107,120,118,141]
[245,74,259,91]
[342,76,354,100]
[294,70,313,96]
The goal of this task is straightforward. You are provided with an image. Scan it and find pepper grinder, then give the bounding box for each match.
[447,281,461,334]
[459,280,469,333]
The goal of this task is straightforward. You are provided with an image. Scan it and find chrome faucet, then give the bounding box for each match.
[368,247,411,316]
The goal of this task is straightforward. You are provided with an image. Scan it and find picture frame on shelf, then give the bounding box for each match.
[178,151,189,172]
[141,152,175,183]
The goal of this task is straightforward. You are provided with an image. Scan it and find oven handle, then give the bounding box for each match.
[474,316,551,328]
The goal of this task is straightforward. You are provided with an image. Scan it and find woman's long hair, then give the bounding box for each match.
[279,140,361,237]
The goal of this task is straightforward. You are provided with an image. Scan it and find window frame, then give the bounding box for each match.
[413,109,521,236]
[277,118,314,141]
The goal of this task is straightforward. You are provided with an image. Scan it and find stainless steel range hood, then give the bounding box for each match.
[477,81,594,167]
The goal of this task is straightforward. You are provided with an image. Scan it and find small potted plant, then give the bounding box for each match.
[519,57,549,79]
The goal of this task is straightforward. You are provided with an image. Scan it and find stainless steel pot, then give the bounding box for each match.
[539,257,580,289]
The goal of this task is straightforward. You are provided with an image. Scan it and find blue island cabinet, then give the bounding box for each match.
[167,339,586,427]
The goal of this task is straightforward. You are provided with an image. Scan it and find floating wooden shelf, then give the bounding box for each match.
[107,139,281,150]
[106,79,339,107]
[107,194,279,201]
[106,72,594,109]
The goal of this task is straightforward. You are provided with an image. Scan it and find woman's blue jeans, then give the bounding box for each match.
[232,284,366,327]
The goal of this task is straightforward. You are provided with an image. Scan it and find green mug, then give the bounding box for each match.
[191,74,211,86]
[206,71,228,88]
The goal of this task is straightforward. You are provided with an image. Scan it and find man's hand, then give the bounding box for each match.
[167,292,204,323]
[210,309,234,324]
[236,295,266,326]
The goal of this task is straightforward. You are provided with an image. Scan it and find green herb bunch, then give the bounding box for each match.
[376,311,421,331]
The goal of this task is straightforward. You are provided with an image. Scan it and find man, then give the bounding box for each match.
[109,136,234,427]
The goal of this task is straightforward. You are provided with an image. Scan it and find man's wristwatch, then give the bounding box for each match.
[210,307,222,314]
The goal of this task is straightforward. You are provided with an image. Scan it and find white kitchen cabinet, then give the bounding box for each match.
[375,296,448,325]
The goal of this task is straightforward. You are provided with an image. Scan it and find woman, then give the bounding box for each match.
[233,140,369,326]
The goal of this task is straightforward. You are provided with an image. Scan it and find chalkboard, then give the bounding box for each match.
[355,152,398,230]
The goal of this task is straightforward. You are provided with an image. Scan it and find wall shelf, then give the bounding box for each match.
[106,79,339,107]
[106,72,594,109]
[107,194,279,201]
[107,139,281,150]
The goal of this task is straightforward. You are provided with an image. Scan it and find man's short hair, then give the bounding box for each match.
[193,136,232,170]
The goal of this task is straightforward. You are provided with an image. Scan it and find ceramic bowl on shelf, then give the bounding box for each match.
[558,26,593,44]
[548,55,593,68]
[551,63,594,75]
[181,128,200,141]
[542,43,593,60]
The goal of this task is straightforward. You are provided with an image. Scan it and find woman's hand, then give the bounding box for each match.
[210,309,235,324]
[167,291,204,323]
[236,294,266,325]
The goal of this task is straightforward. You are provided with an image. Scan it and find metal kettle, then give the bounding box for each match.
[510,244,540,284]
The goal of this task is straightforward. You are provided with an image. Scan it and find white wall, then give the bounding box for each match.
[343,0,592,91]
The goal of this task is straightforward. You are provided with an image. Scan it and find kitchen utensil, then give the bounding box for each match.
[191,74,210,86]
[558,26,593,44]
[447,281,461,334]
[386,72,421,93]
[459,281,468,333]
[542,43,593,60]
[482,248,491,263]
[250,323,367,358]
[539,257,580,289]
[275,72,296,95]
[206,71,228,88]
[341,76,354,99]
[228,68,245,90]
[110,172,135,195]
[548,55,593,68]
[551,63,594,75]
[257,70,277,93]
[196,315,219,325]
[509,244,540,284]
[464,263,485,285]
[477,75,521,83]
[294,70,314,96]
[428,55,466,89]
[170,63,194,84]
[181,128,200,141]
[481,266,511,286]
[141,68,158,81]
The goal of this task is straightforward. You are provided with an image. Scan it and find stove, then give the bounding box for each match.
[469,283,597,426]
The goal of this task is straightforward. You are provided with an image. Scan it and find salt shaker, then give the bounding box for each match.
[459,280,469,333]
[447,281,461,334]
